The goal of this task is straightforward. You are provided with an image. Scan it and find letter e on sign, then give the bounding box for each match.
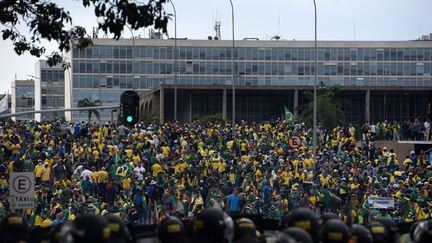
[288,135,303,149]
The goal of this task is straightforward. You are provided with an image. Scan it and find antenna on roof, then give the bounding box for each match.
[353,20,356,41]
[278,11,280,37]
[214,12,221,40]
[271,11,281,41]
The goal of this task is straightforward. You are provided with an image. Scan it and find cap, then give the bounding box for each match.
[281,208,320,243]
[234,218,258,241]
[0,213,30,242]
[105,214,130,243]
[351,224,373,243]
[321,219,350,243]
[376,217,399,243]
[366,221,389,243]
[72,214,111,243]
[283,227,313,243]
[158,216,187,243]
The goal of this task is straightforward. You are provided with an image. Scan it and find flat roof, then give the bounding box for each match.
[90,38,432,48]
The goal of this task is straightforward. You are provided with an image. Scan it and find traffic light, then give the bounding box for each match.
[120,91,139,126]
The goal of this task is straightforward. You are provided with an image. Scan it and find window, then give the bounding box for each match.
[350,49,357,61]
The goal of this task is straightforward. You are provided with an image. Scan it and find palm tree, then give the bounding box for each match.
[77,98,102,122]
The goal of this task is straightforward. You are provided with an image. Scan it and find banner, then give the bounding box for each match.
[367,197,394,209]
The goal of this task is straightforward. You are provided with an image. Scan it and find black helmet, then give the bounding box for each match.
[234,217,258,241]
[410,221,421,242]
[158,216,188,243]
[376,217,399,243]
[366,221,389,243]
[105,214,131,243]
[321,219,350,243]
[0,213,30,243]
[412,220,432,243]
[320,212,340,226]
[51,221,74,243]
[72,214,111,243]
[351,224,373,243]
[282,208,320,243]
[271,232,297,243]
[282,227,313,243]
[194,208,234,242]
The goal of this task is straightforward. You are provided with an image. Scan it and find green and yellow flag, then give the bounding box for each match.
[284,106,294,125]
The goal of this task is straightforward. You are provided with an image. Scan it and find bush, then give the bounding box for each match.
[200,113,225,124]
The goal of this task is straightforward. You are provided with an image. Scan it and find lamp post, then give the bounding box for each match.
[312,0,318,177]
[229,0,235,132]
[170,0,178,121]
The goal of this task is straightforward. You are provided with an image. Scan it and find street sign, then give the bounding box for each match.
[288,135,303,149]
[9,172,35,209]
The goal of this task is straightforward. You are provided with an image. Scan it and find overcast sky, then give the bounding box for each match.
[0,0,431,94]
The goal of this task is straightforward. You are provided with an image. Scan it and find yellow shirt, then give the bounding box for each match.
[152,163,162,177]
[35,164,43,178]
[121,178,132,190]
[41,167,51,181]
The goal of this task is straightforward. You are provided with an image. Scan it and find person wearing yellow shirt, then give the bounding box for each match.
[152,162,162,177]
[303,156,313,169]
[40,162,51,183]
[125,147,133,158]
[161,144,170,158]
[121,178,132,191]
[97,169,109,184]
[319,172,331,187]
[226,140,234,150]
[132,154,141,165]
[92,148,100,160]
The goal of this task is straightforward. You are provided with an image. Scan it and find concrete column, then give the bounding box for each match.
[365,89,370,123]
[160,86,164,124]
[293,89,299,117]
[189,93,192,123]
[222,89,227,119]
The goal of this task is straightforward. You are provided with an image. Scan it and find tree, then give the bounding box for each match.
[300,82,345,130]
[0,0,169,67]
[78,98,101,122]
[140,111,157,125]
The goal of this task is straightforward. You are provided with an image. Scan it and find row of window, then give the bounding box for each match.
[73,60,432,76]
[41,69,65,82]
[74,45,432,62]
[72,74,432,89]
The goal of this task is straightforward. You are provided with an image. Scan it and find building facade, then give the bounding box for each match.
[35,60,65,121]
[65,38,432,124]
[11,79,35,121]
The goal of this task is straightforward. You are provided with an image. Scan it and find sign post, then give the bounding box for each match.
[9,172,35,209]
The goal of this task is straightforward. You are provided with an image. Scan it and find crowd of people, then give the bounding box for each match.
[362,119,431,141]
[0,118,431,241]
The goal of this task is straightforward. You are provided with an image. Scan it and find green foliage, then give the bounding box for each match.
[77,98,102,122]
[0,0,169,66]
[200,113,225,124]
[140,111,157,125]
[300,82,345,129]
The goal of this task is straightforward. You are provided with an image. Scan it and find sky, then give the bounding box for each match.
[0,0,431,94]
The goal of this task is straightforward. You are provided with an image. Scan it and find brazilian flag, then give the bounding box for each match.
[284,106,294,126]
[110,162,133,183]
